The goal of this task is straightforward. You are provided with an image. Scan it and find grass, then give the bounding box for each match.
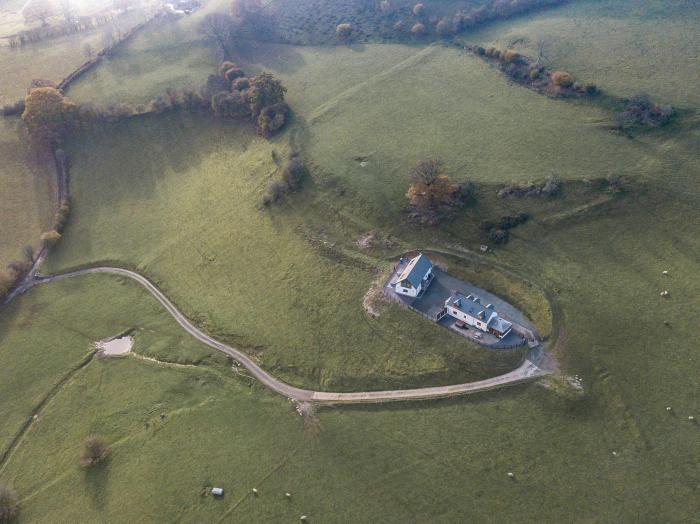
[239,42,660,218]
[0,117,53,267]
[1,0,699,520]
[465,0,700,108]
[0,8,149,106]
[45,112,524,391]
[64,0,229,106]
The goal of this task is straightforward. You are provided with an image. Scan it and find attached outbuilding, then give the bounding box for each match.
[394,253,434,297]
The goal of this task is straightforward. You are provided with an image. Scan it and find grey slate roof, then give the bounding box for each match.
[445,291,512,333]
[396,254,433,289]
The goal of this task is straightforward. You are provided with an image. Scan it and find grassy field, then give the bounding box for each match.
[239,42,661,217]
[44,112,524,391]
[465,0,700,108]
[1,0,699,520]
[0,117,53,267]
[0,8,150,106]
[65,0,229,106]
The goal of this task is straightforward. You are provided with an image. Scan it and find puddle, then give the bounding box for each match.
[96,335,134,357]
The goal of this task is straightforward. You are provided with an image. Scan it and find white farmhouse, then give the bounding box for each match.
[394,253,434,297]
[443,292,513,339]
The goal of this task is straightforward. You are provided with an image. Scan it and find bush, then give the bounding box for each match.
[256,102,289,137]
[584,83,598,95]
[80,436,109,468]
[200,74,230,103]
[488,228,509,244]
[551,71,574,88]
[224,67,245,82]
[436,18,450,36]
[335,23,352,38]
[410,22,426,35]
[0,485,19,523]
[503,49,520,62]
[247,73,286,118]
[530,68,541,80]
[40,229,61,248]
[233,77,250,91]
[412,3,425,17]
[406,158,467,225]
[281,155,307,191]
[218,61,237,76]
[211,91,250,119]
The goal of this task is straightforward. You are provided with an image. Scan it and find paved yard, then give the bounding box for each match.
[386,264,537,349]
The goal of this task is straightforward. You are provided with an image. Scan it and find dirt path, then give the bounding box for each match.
[28,267,550,404]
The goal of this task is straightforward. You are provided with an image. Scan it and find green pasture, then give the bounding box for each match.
[466,0,700,108]
[65,0,228,106]
[0,8,149,106]
[1,0,699,520]
[45,112,524,391]
[0,117,53,267]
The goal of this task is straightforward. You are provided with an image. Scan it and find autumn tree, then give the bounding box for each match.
[79,436,109,468]
[0,485,19,523]
[21,87,80,145]
[406,158,466,225]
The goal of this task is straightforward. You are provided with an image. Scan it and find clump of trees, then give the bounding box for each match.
[22,87,77,145]
[405,158,473,225]
[480,213,529,245]
[0,485,20,523]
[79,436,109,468]
[614,93,674,130]
[210,63,290,137]
[497,176,561,198]
[263,151,307,206]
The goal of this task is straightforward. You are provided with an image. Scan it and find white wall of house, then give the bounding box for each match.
[396,282,421,297]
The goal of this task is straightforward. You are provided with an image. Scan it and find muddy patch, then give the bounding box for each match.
[96,335,134,357]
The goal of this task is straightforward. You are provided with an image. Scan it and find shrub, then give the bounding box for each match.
[615,93,674,129]
[0,485,19,523]
[200,74,230,103]
[40,229,61,247]
[262,181,284,206]
[551,71,574,88]
[281,155,307,191]
[224,67,245,82]
[211,91,250,119]
[233,77,250,91]
[410,22,426,35]
[476,46,485,56]
[247,73,286,118]
[2,100,25,116]
[584,83,598,95]
[436,18,450,36]
[485,46,496,57]
[256,102,289,137]
[406,158,465,225]
[488,228,509,244]
[218,61,237,76]
[503,49,520,62]
[530,68,541,80]
[80,436,109,468]
[335,23,352,38]
[412,3,425,17]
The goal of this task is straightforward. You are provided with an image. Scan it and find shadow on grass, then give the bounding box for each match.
[84,459,110,512]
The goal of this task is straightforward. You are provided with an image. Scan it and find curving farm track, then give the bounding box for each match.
[28,267,549,404]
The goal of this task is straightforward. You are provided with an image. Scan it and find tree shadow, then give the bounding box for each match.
[83,458,110,513]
